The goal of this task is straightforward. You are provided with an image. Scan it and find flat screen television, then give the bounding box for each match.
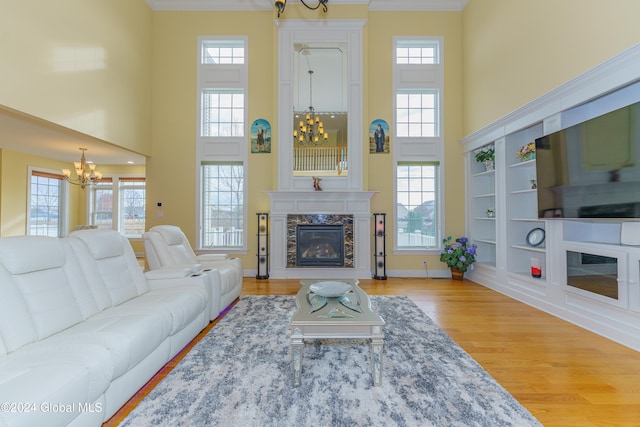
[534,101,640,219]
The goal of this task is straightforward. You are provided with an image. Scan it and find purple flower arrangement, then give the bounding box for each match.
[440,236,477,272]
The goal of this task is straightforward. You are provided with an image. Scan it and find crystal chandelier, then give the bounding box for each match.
[275,0,328,18]
[294,70,328,146]
[61,148,103,189]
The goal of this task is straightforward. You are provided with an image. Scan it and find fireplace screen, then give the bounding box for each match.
[296,225,344,267]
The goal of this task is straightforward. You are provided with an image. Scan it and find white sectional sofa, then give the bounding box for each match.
[142,225,243,316]
[0,229,215,427]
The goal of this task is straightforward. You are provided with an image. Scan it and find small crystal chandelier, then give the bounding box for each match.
[62,148,103,189]
[294,70,328,146]
[275,0,328,18]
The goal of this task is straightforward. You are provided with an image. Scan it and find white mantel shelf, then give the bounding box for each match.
[266,191,376,279]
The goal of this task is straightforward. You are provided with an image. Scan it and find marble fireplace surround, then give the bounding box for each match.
[266,191,375,278]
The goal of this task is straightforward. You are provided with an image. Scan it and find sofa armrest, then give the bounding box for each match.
[197,254,229,262]
[144,266,193,281]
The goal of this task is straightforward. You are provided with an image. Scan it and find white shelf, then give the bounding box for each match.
[511,188,536,195]
[508,159,536,168]
[476,238,496,245]
[475,217,496,221]
[472,170,495,178]
[474,193,495,198]
[512,244,546,252]
[511,217,543,222]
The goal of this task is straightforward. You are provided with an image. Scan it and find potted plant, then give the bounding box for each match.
[440,236,478,280]
[474,145,495,171]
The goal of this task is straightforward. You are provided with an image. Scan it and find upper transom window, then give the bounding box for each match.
[396,40,439,65]
[202,40,245,65]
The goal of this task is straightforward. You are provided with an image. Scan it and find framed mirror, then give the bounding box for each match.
[293,43,348,177]
[276,20,364,191]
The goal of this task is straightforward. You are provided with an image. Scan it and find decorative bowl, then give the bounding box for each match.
[309,281,352,297]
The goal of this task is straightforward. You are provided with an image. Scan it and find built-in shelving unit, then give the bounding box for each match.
[468,144,496,267]
[461,44,640,351]
[505,124,544,280]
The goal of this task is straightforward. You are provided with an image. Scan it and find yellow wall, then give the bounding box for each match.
[0,0,152,155]
[0,150,144,244]
[147,8,464,272]
[0,149,82,236]
[367,11,464,270]
[5,1,637,274]
[462,0,640,135]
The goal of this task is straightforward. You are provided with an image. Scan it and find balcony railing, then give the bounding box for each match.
[293,146,348,176]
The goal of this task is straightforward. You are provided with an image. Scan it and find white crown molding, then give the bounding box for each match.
[369,0,468,11]
[146,0,468,12]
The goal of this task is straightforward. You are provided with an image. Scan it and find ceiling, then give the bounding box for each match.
[0,0,467,167]
[0,106,146,165]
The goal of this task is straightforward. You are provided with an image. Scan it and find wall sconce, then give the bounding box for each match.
[275,0,329,18]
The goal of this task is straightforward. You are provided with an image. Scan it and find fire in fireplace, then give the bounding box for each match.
[296,225,344,267]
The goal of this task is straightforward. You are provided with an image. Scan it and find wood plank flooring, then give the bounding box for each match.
[104,277,640,426]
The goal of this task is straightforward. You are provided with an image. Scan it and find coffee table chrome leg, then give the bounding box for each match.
[291,328,304,387]
[371,326,384,386]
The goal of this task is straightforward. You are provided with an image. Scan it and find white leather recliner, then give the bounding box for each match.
[142,225,243,314]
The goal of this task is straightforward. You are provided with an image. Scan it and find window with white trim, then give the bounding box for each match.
[393,37,444,251]
[201,162,244,249]
[197,37,248,251]
[201,40,245,64]
[396,90,438,138]
[28,170,64,237]
[201,89,245,137]
[396,162,439,249]
[396,40,439,65]
[89,177,145,238]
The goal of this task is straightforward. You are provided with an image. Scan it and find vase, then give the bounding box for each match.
[482,159,494,171]
[520,152,535,162]
[450,267,464,281]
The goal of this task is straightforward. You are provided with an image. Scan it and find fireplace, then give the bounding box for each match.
[286,214,354,268]
[296,225,344,267]
[267,191,374,279]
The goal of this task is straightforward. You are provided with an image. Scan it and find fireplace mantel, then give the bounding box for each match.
[266,191,376,278]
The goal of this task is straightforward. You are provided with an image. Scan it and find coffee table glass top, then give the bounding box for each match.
[293,279,383,323]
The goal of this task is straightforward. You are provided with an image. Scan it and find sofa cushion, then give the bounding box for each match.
[0,236,66,275]
[156,226,185,246]
[44,311,170,379]
[0,342,112,404]
[69,230,150,306]
[0,236,84,347]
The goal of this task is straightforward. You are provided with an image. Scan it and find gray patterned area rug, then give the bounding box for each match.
[120,295,541,427]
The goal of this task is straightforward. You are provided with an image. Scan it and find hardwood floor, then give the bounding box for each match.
[105,277,640,426]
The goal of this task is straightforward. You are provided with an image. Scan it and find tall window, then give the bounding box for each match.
[91,179,113,229]
[396,90,438,138]
[197,37,248,251]
[119,178,146,238]
[29,171,64,237]
[201,89,245,137]
[201,162,244,249]
[396,163,438,249]
[89,177,145,238]
[393,37,444,251]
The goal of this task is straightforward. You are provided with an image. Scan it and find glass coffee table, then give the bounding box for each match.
[290,279,385,387]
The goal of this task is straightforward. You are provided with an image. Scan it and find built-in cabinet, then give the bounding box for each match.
[462,44,640,351]
[468,151,496,267]
[504,124,546,282]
